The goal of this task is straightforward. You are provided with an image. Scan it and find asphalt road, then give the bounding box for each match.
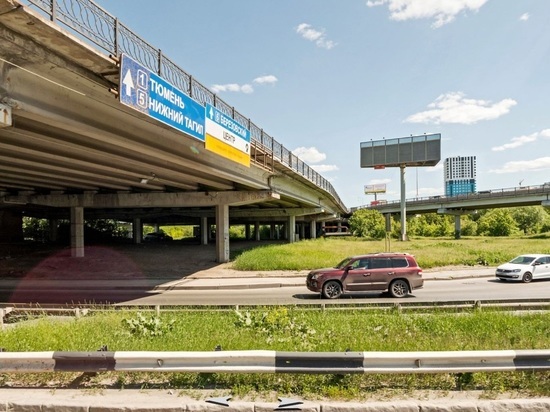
[119,277,548,306]
[2,276,546,306]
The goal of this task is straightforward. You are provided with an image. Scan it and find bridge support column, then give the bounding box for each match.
[70,206,84,258]
[245,224,251,240]
[49,218,58,242]
[454,215,461,239]
[133,218,142,244]
[438,208,469,240]
[399,165,408,241]
[200,217,209,245]
[310,221,317,239]
[254,221,260,241]
[215,204,230,263]
[288,215,296,243]
[0,209,23,242]
[300,223,305,240]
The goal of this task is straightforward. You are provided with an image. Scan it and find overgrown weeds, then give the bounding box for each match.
[0,307,549,398]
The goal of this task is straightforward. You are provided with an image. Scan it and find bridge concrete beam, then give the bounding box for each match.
[231,207,325,218]
[4,191,281,208]
[437,208,474,215]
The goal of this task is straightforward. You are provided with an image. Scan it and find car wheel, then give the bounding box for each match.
[322,280,343,299]
[389,279,409,298]
[522,272,533,283]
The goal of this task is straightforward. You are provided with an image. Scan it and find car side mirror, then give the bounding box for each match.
[345,265,353,272]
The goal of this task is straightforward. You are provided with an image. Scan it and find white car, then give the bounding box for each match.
[495,254,550,283]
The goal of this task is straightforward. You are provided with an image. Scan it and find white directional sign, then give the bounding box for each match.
[205,103,251,167]
[119,54,205,141]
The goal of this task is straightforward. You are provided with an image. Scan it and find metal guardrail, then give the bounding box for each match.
[2,299,550,321]
[1,349,549,374]
[19,0,347,211]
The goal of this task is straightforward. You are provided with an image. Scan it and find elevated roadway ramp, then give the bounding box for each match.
[0,0,348,261]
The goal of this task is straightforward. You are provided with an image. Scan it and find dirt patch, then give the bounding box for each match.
[0,240,273,280]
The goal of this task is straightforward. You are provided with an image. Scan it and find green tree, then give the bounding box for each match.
[86,219,129,238]
[348,209,386,239]
[511,206,549,234]
[22,217,49,241]
[477,209,518,236]
[407,213,453,237]
[460,215,478,236]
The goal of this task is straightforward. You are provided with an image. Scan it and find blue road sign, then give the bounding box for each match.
[119,54,205,141]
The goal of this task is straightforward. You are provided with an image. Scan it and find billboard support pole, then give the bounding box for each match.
[400,165,407,241]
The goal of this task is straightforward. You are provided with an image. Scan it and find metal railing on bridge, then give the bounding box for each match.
[352,183,550,212]
[21,0,346,211]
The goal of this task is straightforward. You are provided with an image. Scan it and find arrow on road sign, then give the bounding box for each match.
[122,70,134,97]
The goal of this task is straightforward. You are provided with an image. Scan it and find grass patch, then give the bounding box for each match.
[1,308,549,398]
[231,237,550,270]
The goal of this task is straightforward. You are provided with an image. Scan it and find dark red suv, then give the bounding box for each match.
[306,252,423,299]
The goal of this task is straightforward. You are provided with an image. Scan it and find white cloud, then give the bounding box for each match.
[211,74,278,94]
[211,83,254,94]
[489,157,550,174]
[492,128,550,151]
[292,146,326,163]
[311,164,339,172]
[519,12,530,21]
[296,23,337,50]
[405,92,517,125]
[292,147,338,173]
[366,0,489,28]
[492,133,535,151]
[253,75,278,85]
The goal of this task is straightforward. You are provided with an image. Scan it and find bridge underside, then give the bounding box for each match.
[0,0,347,261]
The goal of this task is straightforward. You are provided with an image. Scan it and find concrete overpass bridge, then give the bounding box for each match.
[354,184,550,238]
[0,0,348,262]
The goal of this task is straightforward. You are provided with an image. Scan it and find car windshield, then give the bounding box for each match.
[335,257,354,269]
[509,256,536,265]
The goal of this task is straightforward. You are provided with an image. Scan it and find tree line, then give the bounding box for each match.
[348,206,550,239]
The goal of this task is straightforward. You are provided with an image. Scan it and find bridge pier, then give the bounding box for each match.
[0,209,23,242]
[287,215,296,243]
[310,220,317,239]
[437,208,468,239]
[215,204,230,263]
[254,221,260,241]
[200,217,208,245]
[49,218,59,242]
[70,206,84,258]
[132,218,142,244]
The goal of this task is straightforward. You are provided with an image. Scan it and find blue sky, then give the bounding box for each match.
[94,0,550,207]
